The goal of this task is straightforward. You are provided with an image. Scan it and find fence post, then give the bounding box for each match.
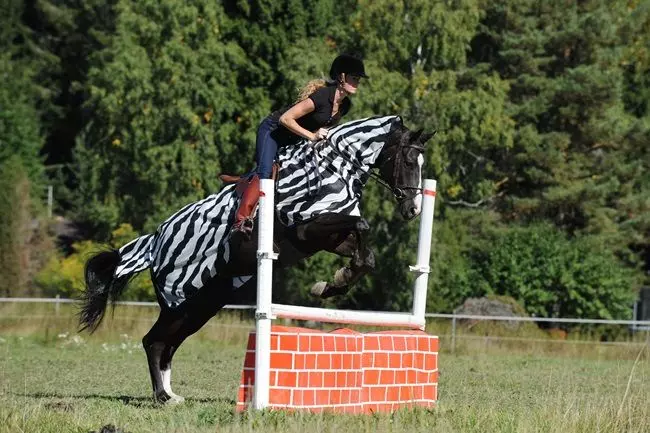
[451,315,456,354]
[54,294,60,316]
[47,186,53,219]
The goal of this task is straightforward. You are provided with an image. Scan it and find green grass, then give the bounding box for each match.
[0,304,648,433]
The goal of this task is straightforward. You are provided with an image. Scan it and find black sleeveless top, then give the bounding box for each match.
[268,84,351,146]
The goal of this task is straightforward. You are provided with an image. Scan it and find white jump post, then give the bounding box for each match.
[251,178,438,411]
[253,179,278,410]
[411,179,437,320]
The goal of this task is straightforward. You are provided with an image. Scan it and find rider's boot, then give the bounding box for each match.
[230,175,260,241]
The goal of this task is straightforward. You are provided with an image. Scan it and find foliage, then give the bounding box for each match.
[472,0,650,260]
[0,6,45,189]
[74,0,260,237]
[0,157,32,296]
[0,55,44,187]
[3,0,649,318]
[426,208,499,313]
[471,223,639,319]
[35,224,154,300]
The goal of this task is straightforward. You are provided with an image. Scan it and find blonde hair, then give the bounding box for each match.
[295,78,327,103]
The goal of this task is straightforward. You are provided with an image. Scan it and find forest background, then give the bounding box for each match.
[1,0,649,323]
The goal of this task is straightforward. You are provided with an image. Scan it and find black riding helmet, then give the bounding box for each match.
[329,54,369,80]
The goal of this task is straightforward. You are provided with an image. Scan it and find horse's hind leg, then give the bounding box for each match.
[156,306,220,404]
[142,310,175,403]
[159,344,182,403]
[143,309,195,405]
[144,280,234,404]
[311,220,375,299]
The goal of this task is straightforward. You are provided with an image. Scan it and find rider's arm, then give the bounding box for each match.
[279,99,319,141]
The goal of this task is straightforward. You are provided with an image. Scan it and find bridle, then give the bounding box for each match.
[376,142,426,201]
[314,137,425,202]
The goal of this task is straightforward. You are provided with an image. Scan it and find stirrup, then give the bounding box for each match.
[231,218,255,240]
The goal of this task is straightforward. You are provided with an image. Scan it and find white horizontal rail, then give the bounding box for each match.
[271,303,422,330]
[1,298,649,327]
[429,313,650,326]
[0,297,254,309]
[443,334,650,347]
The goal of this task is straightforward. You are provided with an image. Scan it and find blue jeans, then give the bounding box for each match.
[254,117,281,179]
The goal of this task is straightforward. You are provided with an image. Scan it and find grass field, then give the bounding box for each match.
[0,304,648,433]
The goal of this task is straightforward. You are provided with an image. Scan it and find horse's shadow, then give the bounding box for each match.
[17,392,233,408]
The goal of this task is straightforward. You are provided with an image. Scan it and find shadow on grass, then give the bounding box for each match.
[16,392,234,408]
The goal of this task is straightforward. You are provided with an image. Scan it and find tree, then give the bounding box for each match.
[340,0,482,75]
[75,0,266,237]
[0,0,46,187]
[7,0,647,309]
[471,223,638,320]
[222,0,351,105]
[22,0,119,167]
[474,2,648,236]
[0,53,44,185]
[0,157,31,296]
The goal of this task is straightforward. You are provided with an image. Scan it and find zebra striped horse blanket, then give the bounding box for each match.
[114,115,399,308]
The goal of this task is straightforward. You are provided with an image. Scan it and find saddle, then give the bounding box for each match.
[218,163,280,197]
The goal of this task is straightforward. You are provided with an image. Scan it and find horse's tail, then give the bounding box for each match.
[79,234,154,333]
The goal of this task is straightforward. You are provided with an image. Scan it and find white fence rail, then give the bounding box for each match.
[2,297,649,324]
[0,297,253,308]
[3,297,649,322]
[3,296,649,333]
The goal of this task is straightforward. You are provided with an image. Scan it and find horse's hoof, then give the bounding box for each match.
[333,267,352,286]
[310,281,328,297]
[166,394,185,405]
[155,391,185,405]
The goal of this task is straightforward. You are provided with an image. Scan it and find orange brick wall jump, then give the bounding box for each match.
[237,326,438,413]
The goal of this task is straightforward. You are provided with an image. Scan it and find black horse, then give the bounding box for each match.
[78,115,434,404]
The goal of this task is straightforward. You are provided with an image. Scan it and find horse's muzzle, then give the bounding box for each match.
[399,196,422,221]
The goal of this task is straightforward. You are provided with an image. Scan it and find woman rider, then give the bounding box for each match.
[231,53,368,238]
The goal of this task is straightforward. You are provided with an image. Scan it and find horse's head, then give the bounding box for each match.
[376,118,435,220]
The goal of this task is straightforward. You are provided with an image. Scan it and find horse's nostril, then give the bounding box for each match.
[409,207,417,216]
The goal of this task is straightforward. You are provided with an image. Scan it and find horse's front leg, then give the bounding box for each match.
[311,219,375,299]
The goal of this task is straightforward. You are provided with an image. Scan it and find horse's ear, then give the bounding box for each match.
[419,130,437,144]
[410,128,424,142]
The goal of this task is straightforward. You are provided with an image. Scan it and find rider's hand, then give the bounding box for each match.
[313,128,328,141]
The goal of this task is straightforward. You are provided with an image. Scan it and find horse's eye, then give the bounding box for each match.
[405,149,418,164]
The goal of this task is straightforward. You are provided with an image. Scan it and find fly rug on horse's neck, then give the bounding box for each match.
[274,115,427,226]
[79,115,435,404]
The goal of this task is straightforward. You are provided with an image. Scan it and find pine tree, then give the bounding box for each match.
[472,0,650,274]
[75,0,261,237]
[0,53,44,184]
[0,157,32,296]
[0,0,46,186]
[222,0,352,107]
[23,0,119,169]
